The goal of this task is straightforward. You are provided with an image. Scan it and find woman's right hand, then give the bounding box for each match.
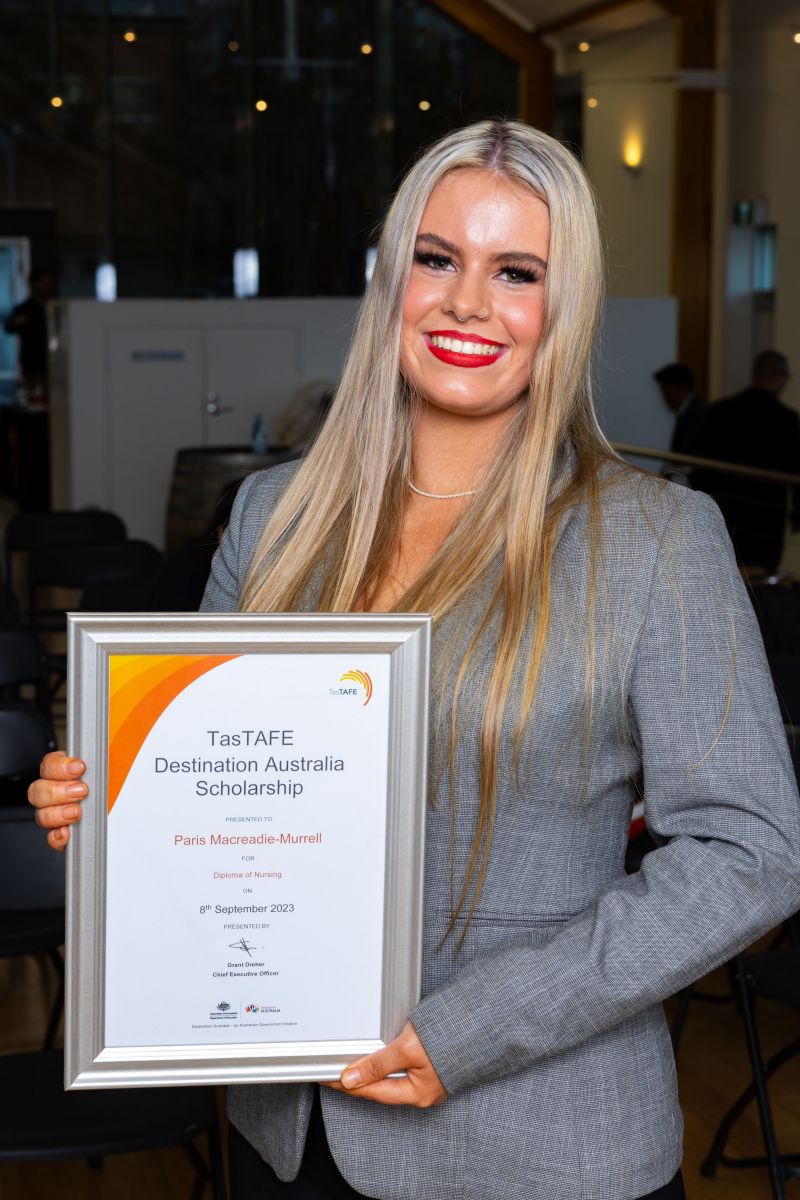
[28,751,88,851]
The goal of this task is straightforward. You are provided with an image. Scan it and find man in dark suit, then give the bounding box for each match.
[693,350,800,573]
[653,362,706,458]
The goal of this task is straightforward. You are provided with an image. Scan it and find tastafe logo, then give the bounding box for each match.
[339,669,373,706]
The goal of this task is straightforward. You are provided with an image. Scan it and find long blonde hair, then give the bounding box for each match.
[240,120,616,941]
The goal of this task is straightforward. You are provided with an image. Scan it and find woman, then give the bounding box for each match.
[31,120,800,1199]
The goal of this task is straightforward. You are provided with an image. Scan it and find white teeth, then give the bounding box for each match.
[429,334,501,356]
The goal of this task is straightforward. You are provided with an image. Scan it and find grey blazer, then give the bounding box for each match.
[201,460,800,1200]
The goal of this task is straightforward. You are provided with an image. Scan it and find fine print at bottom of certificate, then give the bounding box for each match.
[104,651,390,1049]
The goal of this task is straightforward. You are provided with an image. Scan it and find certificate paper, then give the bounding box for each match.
[106,652,389,1047]
[65,614,429,1089]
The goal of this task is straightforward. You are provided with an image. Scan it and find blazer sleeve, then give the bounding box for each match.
[409,489,800,1096]
[200,466,294,614]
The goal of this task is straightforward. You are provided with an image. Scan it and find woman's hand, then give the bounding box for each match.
[324,1021,446,1108]
[28,751,88,851]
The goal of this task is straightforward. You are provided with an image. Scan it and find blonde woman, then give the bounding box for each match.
[31,121,800,1200]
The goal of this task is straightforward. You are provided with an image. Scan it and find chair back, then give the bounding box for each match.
[0,808,65,910]
[0,628,49,688]
[769,655,800,725]
[29,540,162,591]
[0,629,53,728]
[751,584,800,655]
[0,706,56,781]
[5,510,127,554]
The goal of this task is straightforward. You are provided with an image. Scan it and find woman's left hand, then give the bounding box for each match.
[324,1021,447,1108]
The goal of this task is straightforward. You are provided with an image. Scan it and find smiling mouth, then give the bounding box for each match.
[424,330,508,368]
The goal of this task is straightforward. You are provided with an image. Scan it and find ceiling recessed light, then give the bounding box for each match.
[255,99,268,112]
[123,30,137,43]
[228,40,240,52]
[586,97,599,109]
[578,41,590,52]
[418,100,431,111]
[360,43,373,55]
[50,95,64,108]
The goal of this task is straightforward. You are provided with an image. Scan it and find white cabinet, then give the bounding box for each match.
[49,299,359,547]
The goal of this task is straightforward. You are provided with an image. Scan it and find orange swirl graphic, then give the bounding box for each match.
[340,669,373,706]
[107,654,238,813]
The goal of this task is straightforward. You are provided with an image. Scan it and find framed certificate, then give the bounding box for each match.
[65,613,430,1090]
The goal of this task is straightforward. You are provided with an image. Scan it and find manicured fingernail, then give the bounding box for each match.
[67,760,84,775]
[341,1069,361,1088]
[67,783,86,797]
[55,827,67,841]
[64,806,80,820]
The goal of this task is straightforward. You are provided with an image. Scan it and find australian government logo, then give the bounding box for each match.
[210,1000,239,1020]
[330,669,373,706]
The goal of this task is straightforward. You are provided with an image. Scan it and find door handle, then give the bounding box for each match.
[206,392,234,416]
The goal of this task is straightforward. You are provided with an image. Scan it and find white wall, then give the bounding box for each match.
[595,296,677,454]
[565,21,675,298]
[720,0,800,411]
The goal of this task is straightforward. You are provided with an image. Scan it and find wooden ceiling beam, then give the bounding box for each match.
[535,0,650,36]
[431,0,539,64]
[431,0,555,130]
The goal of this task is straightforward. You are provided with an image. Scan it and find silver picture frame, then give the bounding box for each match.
[65,612,430,1090]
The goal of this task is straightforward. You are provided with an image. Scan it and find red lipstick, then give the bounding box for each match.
[424,330,508,369]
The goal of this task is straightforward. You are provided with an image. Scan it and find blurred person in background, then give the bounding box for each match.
[694,350,800,575]
[3,269,56,405]
[653,362,706,459]
[29,121,800,1200]
[273,380,335,451]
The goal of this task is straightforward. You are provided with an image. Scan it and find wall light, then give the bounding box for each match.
[255,99,268,112]
[586,97,598,109]
[623,132,643,175]
[96,262,117,302]
[50,95,64,109]
[360,43,373,55]
[418,100,431,111]
[578,41,590,52]
[123,30,137,43]
[234,249,259,298]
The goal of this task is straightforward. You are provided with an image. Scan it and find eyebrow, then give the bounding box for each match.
[415,231,548,272]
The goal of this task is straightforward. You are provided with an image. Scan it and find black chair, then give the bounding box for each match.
[700,917,800,1198]
[0,807,65,1048]
[0,627,54,733]
[4,510,127,621]
[750,584,800,656]
[26,540,163,697]
[27,539,162,632]
[0,809,224,1196]
[0,579,21,626]
[0,1049,225,1198]
[0,704,56,805]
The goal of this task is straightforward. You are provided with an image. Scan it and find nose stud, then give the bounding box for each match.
[454,308,489,323]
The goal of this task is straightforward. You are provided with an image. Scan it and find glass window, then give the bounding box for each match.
[0,0,520,297]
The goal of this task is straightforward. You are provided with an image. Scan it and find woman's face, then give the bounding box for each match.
[400,168,550,419]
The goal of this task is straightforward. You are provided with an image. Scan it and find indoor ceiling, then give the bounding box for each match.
[486,0,669,42]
